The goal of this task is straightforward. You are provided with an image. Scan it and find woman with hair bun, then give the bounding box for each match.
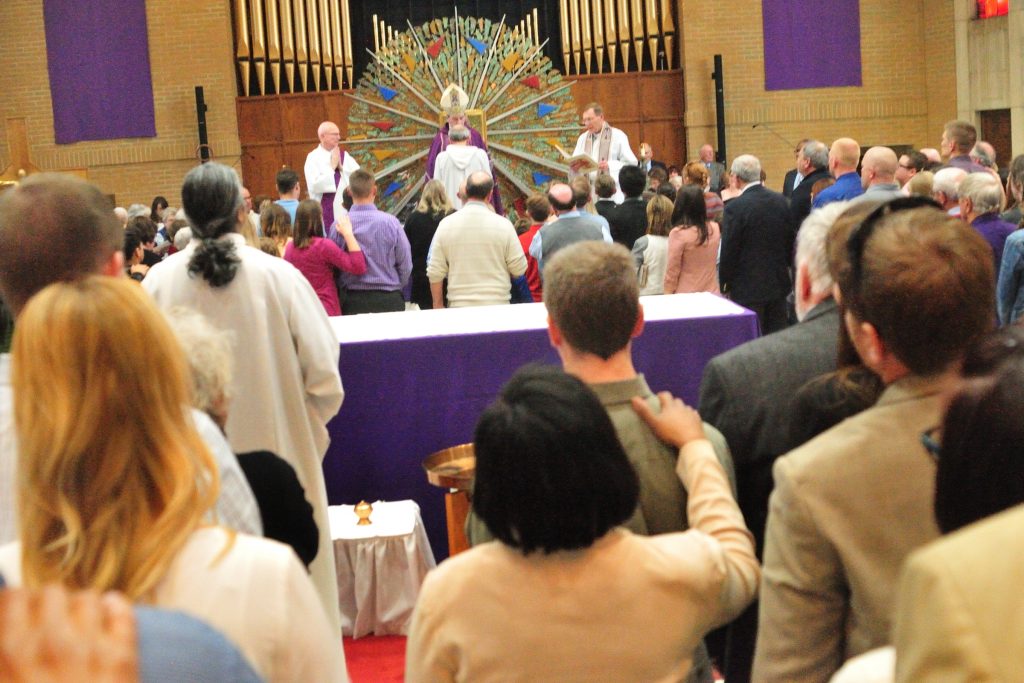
[142,162,346,634]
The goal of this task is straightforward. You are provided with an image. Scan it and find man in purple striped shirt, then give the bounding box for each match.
[329,169,412,314]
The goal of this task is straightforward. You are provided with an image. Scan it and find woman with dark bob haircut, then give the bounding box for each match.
[406,365,758,681]
[933,325,1024,534]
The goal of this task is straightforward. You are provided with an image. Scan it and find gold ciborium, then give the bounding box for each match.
[354,500,373,525]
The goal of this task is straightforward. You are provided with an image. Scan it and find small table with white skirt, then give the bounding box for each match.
[329,499,437,638]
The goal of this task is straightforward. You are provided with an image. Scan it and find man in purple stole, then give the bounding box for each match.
[304,120,360,230]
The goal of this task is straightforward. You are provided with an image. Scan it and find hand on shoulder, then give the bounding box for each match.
[631,391,706,447]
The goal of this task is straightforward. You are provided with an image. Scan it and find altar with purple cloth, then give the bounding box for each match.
[323,293,759,562]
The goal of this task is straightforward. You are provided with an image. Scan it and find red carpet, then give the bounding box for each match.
[344,635,406,682]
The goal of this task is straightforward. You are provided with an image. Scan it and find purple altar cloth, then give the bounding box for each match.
[323,295,759,561]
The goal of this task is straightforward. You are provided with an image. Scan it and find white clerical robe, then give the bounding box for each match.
[305,145,361,224]
[143,234,345,634]
[571,126,638,203]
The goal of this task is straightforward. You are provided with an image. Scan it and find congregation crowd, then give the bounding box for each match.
[0,104,1022,683]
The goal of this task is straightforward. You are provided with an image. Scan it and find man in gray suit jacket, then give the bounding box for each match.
[700,144,726,194]
[698,201,849,682]
[752,202,995,683]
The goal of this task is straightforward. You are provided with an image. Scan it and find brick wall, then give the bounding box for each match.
[1,1,957,204]
[679,0,957,192]
[0,0,242,207]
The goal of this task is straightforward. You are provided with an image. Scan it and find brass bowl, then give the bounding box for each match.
[423,443,476,491]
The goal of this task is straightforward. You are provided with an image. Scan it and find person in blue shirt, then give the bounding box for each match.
[274,168,301,223]
[0,577,264,683]
[812,138,864,208]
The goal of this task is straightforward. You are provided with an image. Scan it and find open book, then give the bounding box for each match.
[553,143,600,175]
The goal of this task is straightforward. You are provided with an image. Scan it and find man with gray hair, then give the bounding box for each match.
[788,140,831,228]
[433,125,491,210]
[971,140,998,170]
[932,166,967,215]
[719,154,795,334]
[960,171,1016,271]
[700,201,850,680]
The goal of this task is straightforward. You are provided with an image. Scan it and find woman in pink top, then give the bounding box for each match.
[664,184,722,294]
[284,200,365,316]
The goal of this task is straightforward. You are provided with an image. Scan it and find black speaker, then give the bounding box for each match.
[712,55,726,164]
[195,86,211,162]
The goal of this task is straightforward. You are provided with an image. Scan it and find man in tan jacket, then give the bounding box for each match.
[894,503,1024,682]
[752,201,995,682]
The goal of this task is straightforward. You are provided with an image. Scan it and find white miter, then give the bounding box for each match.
[439,83,469,112]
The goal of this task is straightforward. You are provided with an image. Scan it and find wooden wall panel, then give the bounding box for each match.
[238,71,686,196]
[238,91,354,196]
[241,143,289,197]
[570,70,686,167]
[237,99,284,143]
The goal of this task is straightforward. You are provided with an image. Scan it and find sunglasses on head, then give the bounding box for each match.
[846,196,943,298]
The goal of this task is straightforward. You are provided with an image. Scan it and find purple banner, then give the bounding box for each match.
[43,0,156,143]
[762,0,862,91]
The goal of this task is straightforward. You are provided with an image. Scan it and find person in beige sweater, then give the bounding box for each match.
[405,365,759,682]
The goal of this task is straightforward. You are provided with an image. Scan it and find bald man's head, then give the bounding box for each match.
[860,146,898,188]
[317,121,341,150]
[829,138,861,175]
[920,148,942,165]
[464,171,494,201]
[547,183,576,213]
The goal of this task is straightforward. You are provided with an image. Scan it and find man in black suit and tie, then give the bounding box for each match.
[788,140,831,229]
[781,139,809,199]
[698,200,849,682]
[607,165,648,249]
[719,154,794,334]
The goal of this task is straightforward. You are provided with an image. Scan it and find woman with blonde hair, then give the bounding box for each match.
[0,276,346,682]
[630,194,674,295]
[404,180,454,309]
[664,184,722,294]
[285,199,366,316]
[260,202,292,256]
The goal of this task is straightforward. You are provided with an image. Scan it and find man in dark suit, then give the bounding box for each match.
[781,139,809,198]
[699,144,726,193]
[637,142,668,174]
[698,200,849,682]
[788,140,831,229]
[719,154,794,334]
[607,165,647,249]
